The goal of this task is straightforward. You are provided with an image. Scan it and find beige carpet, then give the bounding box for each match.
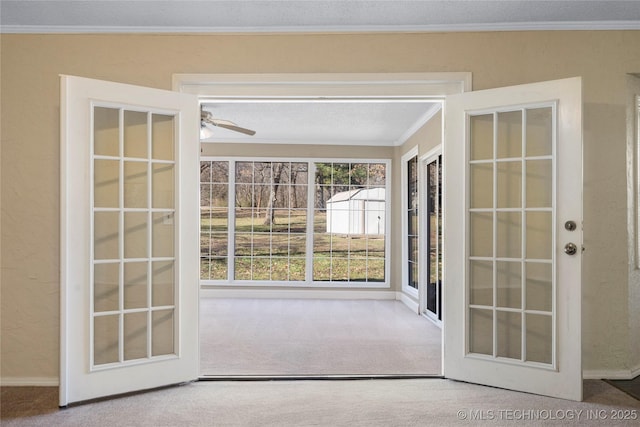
[2,380,639,426]
[199,298,442,376]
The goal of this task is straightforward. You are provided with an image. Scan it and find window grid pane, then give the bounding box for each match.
[92,106,177,368]
[201,159,388,285]
[467,106,555,368]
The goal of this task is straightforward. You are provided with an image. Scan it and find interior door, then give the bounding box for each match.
[60,76,200,405]
[443,77,583,401]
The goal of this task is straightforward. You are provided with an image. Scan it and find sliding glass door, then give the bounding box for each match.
[423,152,443,323]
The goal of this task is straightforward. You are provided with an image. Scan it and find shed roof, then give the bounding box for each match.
[327,188,385,203]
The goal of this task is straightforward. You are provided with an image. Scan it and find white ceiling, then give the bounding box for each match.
[201,100,441,145]
[3,1,637,146]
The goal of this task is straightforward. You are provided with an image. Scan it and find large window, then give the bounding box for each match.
[200,158,390,287]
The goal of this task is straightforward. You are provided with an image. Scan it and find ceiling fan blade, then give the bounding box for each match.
[212,122,256,136]
[201,111,256,136]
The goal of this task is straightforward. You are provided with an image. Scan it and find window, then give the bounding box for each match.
[200,158,390,287]
[314,162,387,282]
[401,148,419,295]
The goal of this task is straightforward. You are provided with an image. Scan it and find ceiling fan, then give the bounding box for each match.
[200,109,256,138]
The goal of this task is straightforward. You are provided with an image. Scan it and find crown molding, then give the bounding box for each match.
[2,21,640,34]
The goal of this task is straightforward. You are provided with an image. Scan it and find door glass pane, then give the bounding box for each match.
[496,261,521,308]
[526,314,553,364]
[124,212,147,259]
[496,161,521,208]
[152,114,174,161]
[94,315,119,365]
[496,212,521,259]
[469,260,493,306]
[124,312,147,361]
[466,104,556,368]
[497,311,522,359]
[470,114,494,160]
[92,103,178,370]
[124,261,147,310]
[470,163,493,209]
[124,111,147,159]
[94,107,119,157]
[526,159,552,208]
[470,212,493,257]
[94,263,119,312]
[526,262,553,312]
[469,308,493,355]
[124,161,147,208]
[152,213,174,258]
[94,159,119,208]
[152,164,174,209]
[526,212,552,260]
[94,211,119,260]
[152,309,174,356]
[497,110,522,159]
[152,260,174,306]
[526,107,553,157]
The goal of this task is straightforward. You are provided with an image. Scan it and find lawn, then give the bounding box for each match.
[200,209,385,282]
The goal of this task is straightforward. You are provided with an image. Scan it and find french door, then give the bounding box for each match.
[60,74,582,403]
[60,76,200,405]
[443,77,583,401]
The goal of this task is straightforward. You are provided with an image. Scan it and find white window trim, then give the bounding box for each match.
[201,156,392,288]
[401,146,419,297]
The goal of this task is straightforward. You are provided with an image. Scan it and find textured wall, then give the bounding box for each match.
[2,31,639,381]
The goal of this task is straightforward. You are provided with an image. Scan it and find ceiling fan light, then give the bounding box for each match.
[200,123,214,140]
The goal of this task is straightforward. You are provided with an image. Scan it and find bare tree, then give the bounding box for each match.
[264,162,286,225]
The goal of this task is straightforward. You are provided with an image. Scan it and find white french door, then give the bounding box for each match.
[60,76,200,406]
[443,77,583,401]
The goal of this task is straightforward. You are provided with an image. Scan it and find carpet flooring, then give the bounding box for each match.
[199,298,442,376]
[2,380,640,426]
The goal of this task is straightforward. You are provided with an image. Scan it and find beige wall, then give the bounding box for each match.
[2,31,640,381]
[393,108,443,303]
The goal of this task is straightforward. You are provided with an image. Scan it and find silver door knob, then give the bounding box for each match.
[564,242,578,255]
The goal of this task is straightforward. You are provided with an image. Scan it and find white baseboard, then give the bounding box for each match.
[1,377,59,387]
[200,288,397,300]
[397,292,419,314]
[583,368,640,380]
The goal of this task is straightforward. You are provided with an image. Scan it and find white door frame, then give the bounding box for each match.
[173,72,470,378]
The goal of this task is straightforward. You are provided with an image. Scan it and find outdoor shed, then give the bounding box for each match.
[326,188,386,235]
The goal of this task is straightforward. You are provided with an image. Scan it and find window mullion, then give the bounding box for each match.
[228,160,237,282]
[306,162,316,284]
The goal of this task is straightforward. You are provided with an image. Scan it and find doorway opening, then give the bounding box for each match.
[173,73,471,378]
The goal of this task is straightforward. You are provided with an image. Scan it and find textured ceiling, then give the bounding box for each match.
[2,1,639,33]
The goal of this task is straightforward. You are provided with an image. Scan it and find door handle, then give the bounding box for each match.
[564,242,578,256]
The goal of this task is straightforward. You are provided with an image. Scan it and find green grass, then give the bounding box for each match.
[201,210,385,282]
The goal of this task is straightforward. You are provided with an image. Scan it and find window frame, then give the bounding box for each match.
[200,156,392,288]
[401,146,420,297]
[420,146,443,324]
